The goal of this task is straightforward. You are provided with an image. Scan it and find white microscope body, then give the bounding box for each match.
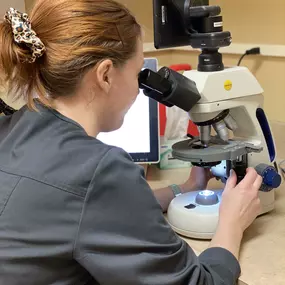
[167,66,280,239]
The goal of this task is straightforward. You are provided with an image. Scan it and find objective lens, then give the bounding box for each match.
[199,125,211,146]
[213,120,229,141]
[224,114,238,131]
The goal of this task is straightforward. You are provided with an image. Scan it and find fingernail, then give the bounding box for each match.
[230,169,233,177]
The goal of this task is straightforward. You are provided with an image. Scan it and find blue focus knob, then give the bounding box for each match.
[255,164,282,190]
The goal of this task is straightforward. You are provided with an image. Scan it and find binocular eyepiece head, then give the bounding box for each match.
[138,67,201,112]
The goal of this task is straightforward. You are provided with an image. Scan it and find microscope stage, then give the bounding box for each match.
[172,138,263,164]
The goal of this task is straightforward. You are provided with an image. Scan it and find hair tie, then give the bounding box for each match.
[4,7,46,63]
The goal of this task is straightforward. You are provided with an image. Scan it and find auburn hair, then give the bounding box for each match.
[0,0,141,109]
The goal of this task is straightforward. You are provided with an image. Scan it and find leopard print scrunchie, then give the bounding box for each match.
[4,7,46,63]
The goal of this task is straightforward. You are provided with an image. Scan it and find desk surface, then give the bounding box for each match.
[147,165,285,285]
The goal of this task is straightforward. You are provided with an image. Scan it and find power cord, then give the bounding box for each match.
[237,47,261,66]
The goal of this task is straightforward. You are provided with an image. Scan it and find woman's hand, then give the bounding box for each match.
[219,168,262,233]
[209,168,262,260]
[181,166,214,193]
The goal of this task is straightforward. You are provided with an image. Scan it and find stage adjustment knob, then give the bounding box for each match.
[255,164,281,192]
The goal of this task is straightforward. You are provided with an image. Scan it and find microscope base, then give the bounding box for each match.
[167,190,275,240]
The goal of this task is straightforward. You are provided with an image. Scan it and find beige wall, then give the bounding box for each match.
[0,0,25,16]
[24,0,34,11]
[211,0,285,45]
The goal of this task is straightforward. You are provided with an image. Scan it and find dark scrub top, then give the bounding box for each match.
[0,103,240,284]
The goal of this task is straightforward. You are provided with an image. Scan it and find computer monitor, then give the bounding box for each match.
[97,58,160,164]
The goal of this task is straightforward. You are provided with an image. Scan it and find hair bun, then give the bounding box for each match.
[4,7,45,63]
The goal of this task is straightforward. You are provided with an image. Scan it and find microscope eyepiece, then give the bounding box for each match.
[138,69,172,97]
[139,67,201,112]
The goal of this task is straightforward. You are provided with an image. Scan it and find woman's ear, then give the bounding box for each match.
[94,59,115,94]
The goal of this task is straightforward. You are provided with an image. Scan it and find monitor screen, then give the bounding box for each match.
[97,58,159,163]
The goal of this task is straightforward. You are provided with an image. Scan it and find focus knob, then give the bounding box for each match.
[255,163,282,191]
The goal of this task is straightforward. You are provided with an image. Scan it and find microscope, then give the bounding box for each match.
[139,0,282,239]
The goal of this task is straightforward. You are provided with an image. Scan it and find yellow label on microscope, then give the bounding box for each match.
[224,80,232,91]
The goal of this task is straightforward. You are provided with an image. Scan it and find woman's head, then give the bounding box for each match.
[0,0,143,134]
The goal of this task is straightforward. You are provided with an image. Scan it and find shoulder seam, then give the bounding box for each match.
[0,166,86,198]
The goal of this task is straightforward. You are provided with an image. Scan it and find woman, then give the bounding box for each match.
[0,1,262,284]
